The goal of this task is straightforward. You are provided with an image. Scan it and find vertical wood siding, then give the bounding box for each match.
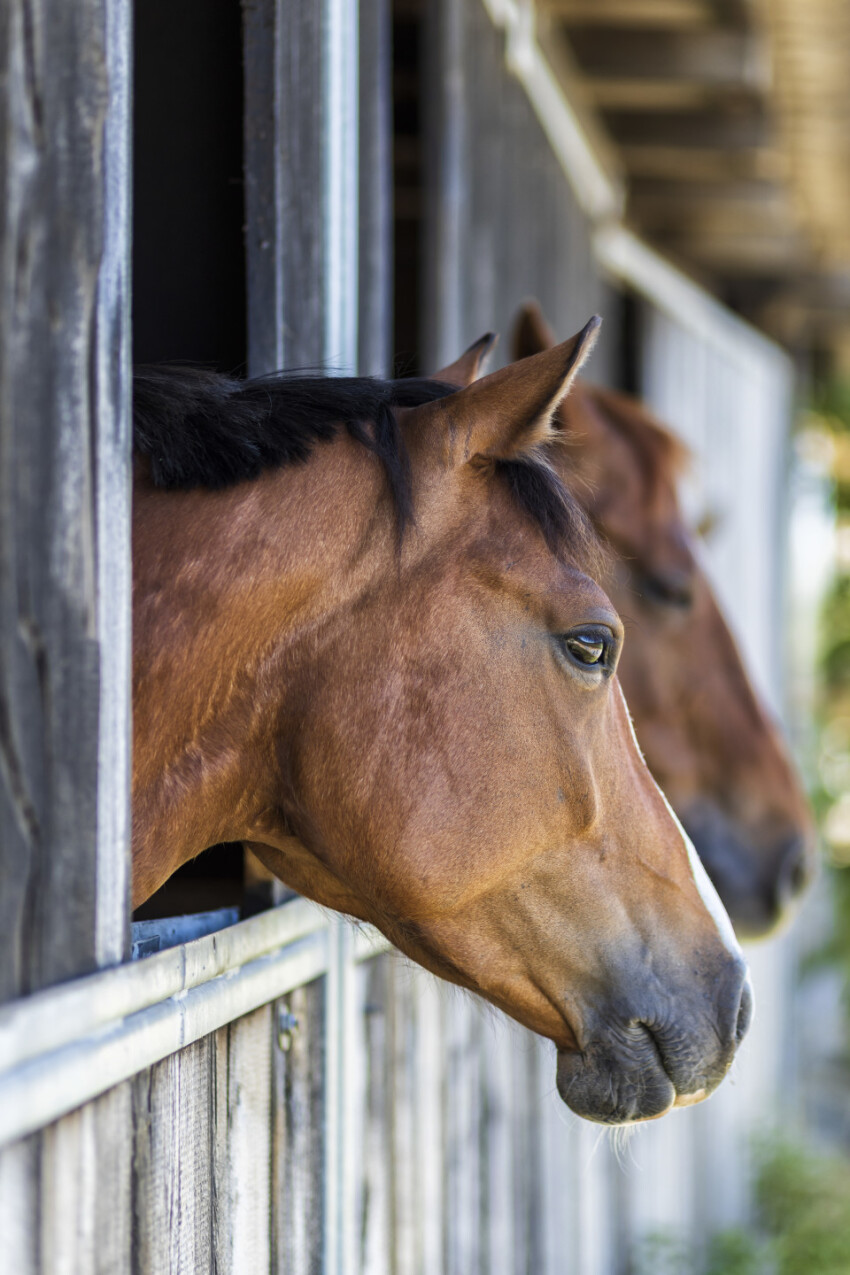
[0,3,132,1273]
[0,0,131,1003]
[422,0,619,382]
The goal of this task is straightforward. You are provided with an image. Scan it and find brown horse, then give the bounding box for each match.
[513,301,815,939]
[132,326,750,1124]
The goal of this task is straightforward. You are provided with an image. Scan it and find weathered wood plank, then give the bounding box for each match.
[442,995,484,1275]
[271,979,326,1275]
[40,1083,132,1275]
[243,0,325,373]
[386,959,445,1275]
[422,0,619,382]
[132,1038,215,1275]
[357,0,393,377]
[0,897,326,1075]
[213,1006,273,1274]
[0,1136,39,1274]
[354,956,392,1274]
[0,0,131,1002]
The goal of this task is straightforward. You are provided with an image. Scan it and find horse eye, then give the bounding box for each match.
[641,571,694,610]
[564,634,606,665]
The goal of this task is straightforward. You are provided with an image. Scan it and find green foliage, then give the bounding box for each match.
[630,1139,850,1275]
[632,1231,695,1275]
[702,1229,768,1275]
[822,575,850,693]
[811,379,850,432]
[754,1137,850,1274]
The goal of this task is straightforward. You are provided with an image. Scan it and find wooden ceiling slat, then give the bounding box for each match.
[544,0,713,27]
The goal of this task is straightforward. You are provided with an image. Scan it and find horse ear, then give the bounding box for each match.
[512,299,557,361]
[431,316,601,464]
[433,332,498,387]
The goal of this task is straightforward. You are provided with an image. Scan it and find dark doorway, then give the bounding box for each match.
[133,0,246,370]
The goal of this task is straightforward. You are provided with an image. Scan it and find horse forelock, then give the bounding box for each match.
[132,365,602,572]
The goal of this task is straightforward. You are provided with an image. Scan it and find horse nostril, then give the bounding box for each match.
[735,977,754,1046]
[777,837,810,905]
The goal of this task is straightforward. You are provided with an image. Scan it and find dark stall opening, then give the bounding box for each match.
[132,0,249,924]
[133,0,246,371]
[392,0,425,376]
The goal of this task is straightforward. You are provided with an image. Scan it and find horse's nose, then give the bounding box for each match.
[773,834,814,912]
[736,974,754,1045]
[554,954,751,1124]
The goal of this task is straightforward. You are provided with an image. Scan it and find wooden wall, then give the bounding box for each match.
[421,0,621,382]
[0,0,133,1270]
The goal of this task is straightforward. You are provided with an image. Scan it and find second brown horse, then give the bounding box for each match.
[514,301,815,938]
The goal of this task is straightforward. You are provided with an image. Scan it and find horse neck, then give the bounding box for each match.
[131,439,387,902]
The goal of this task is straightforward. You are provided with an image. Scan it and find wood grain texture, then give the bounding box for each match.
[213,1006,273,1275]
[355,956,392,1274]
[0,0,131,1002]
[357,0,393,377]
[0,1136,39,1274]
[132,1039,216,1275]
[40,1084,132,1275]
[243,0,325,373]
[442,995,484,1275]
[271,980,326,1275]
[422,0,619,382]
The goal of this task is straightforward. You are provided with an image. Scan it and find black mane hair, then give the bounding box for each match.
[133,365,599,564]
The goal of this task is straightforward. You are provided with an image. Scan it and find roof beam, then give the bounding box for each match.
[545,0,714,27]
[629,176,793,223]
[621,144,788,182]
[604,106,773,149]
[568,27,764,87]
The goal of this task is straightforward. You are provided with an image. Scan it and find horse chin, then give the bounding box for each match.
[555,1042,677,1125]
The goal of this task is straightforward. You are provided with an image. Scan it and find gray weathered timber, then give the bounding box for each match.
[0,0,131,1003]
[132,1038,216,1275]
[357,0,393,376]
[272,980,327,1275]
[422,0,619,381]
[354,956,393,1274]
[213,1006,274,1274]
[40,1083,133,1275]
[244,0,326,373]
[0,3,132,1271]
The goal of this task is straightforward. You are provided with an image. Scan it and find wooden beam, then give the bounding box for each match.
[590,80,749,111]
[630,175,789,207]
[568,27,763,86]
[661,231,808,272]
[621,144,788,182]
[629,184,794,235]
[0,0,131,1002]
[605,106,774,149]
[546,0,713,27]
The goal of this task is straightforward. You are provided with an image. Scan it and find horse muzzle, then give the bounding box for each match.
[554,961,753,1125]
[682,801,815,940]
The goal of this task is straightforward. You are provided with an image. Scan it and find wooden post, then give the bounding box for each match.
[0,3,133,1269]
[358,0,393,377]
[0,0,131,1001]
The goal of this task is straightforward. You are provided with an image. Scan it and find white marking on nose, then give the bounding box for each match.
[615,683,742,961]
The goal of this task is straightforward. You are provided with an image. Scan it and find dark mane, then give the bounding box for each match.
[133,366,457,532]
[133,365,599,563]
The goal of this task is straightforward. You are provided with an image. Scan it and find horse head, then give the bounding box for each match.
[132,324,750,1123]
